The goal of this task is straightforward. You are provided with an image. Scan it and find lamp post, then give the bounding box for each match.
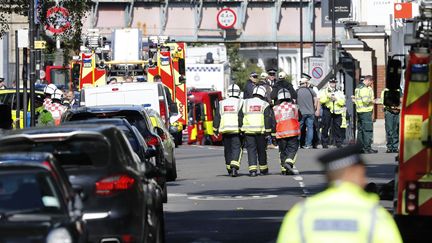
[300,0,303,74]
[29,0,36,126]
[331,0,336,75]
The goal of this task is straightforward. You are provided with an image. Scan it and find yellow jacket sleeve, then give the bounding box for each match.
[319,89,330,104]
[277,203,303,243]
[373,207,403,243]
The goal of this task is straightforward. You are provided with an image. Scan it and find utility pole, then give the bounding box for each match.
[331,0,336,76]
[312,0,316,57]
[300,0,303,74]
[29,0,36,126]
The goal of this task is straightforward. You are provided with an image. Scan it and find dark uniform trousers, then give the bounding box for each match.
[384,110,399,150]
[222,133,242,169]
[321,107,343,147]
[277,136,299,163]
[357,111,373,150]
[245,134,267,172]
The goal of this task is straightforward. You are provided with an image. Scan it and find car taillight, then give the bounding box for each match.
[95,175,135,196]
[147,136,159,146]
[159,100,167,124]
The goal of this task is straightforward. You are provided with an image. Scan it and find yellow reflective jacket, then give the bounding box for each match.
[354,83,374,113]
[241,97,271,134]
[319,87,346,114]
[277,182,402,243]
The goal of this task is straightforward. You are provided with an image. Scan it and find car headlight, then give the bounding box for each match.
[46,228,72,243]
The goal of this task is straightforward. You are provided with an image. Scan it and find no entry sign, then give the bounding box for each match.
[217,8,237,29]
[45,6,71,34]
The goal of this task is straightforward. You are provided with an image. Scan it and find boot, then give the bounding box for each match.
[260,169,269,175]
[284,162,294,175]
[249,171,257,177]
[231,168,238,177]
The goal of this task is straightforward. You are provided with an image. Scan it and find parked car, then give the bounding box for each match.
[147,109,177,181]
[0,125,165,243]
[62,105,169,202]
[0,152,87,243]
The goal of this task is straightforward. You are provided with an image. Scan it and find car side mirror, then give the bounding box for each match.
[145,147,157,159]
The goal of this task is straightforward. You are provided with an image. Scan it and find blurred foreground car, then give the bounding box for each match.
[0,152,86,243]
[0,125,165,243]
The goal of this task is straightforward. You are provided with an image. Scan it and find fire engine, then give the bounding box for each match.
[146,36,187,146]
[389,2,431,241]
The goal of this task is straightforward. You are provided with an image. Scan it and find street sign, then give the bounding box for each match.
[308,57,328,84]
[17,29,29,48]
[217,8,237,30]
[45,6,71,34]
[34,40,47,49]
[321,0,351,27]
[311,66,324,79]
[394,3,413,19]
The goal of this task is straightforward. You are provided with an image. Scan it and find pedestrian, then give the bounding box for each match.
[319,78,346,148]
[297,74,319,149]
[45,89,67,126]
[256,72,272,104]
[352,75,378,153]
[240,86,274,177]
[380,88,401,153]
[63,90,78,109]
[42,83,57,109]
[243,72,259,99]
[273,89,300,175]
[267,68,277,87]
[271,71,297,104]
[0,78,6,89]
[213,84,244,177]
[277,143,403,243]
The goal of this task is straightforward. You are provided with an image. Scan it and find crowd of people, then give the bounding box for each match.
[213,69,401,177]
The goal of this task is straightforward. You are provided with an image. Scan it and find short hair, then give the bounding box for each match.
[364,75,373,81]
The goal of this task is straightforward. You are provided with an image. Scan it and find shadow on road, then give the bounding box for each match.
[165,210,285,243]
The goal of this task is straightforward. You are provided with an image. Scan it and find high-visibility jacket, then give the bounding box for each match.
[45,102,67,126]
[273,102,300,139]
[241,97,271,134]
[215,97,243,134]
[341,108,348,128]
[354,83,374,113]
[277,182,402,243]
[319,87,346,114]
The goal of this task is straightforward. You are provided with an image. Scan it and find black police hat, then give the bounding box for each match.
[250,72,258,77]
[301,73,312,80]
[317,143,364,171]
[329,78,337,83]
[267,68,277,76]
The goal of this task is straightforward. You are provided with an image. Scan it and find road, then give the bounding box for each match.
[164,144,397,243]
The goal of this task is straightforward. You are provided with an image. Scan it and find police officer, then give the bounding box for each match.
[45,89,67,126]
[267,68,277,87]
[243,72,259,99]
[380,88,401,153]
[256,72,273,104]
[213,84,244,177]
[277,143,402,243]
[241,86,274,177]
[353,75,378,153]
[319,78,346,148]
[273,89,300,175]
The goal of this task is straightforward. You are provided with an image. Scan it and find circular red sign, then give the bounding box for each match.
[45,6,71,34]
[217,8,237,30]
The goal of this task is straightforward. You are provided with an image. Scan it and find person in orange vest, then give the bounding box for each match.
[273,89,300,175]
[45,89,67,126]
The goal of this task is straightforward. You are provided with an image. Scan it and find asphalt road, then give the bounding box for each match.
[164,144,397,243]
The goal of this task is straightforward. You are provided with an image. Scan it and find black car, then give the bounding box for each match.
[62,105,169,202]
[0,125,164,243]
[0,152,86,243]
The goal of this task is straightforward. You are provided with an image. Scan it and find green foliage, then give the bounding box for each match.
[226,43,262,90]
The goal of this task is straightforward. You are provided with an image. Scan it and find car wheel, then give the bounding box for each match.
[166,157,177,182]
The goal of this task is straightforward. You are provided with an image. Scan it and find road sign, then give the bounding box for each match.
[321,0,351,27]
[34,40,47,49]
[311,66,324,79]
[308,57,328,84]
[45,6,71,34]
[217,8,237,30]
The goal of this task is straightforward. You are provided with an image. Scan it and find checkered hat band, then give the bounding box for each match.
[326,155,360,171]
[186,67,222,72]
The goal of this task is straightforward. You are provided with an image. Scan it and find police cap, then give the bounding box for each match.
[301,73,312,80]
[329,78,337,83]
[267,68,277,76]
[317,143,364,171]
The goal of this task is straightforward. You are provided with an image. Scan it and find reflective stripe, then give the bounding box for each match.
[249,165,258,171]
[313,219,358,232]
[298,202,307,243]
[368,204,379,243]
[259,165,268,170]
[226,165,231,170]
[230,160,240,168]
[276,129,300,138]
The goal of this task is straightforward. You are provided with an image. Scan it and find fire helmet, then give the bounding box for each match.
[227,84,241,98]
[252,86,267,98]
[277,88,291,101]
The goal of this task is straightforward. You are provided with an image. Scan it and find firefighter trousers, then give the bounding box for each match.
[321,107,343,147]
[244,134,268,173]
[222,133,242,171]
[277,136,299,166]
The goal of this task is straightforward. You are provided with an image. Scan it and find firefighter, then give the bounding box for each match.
[213,84,243,177]
[45,89,67,126]
[240,86,274,177]
[273,89,300,175]
[277,143,402,243]
[353,75,378,153]
[42,83,57,108]
[271,71,297,104]
[380,88,401,153]
[319,78,346,148]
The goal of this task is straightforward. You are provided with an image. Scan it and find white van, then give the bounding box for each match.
[80,82,170,126]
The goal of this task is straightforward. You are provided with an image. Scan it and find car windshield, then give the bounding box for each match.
[0,138,110,167]
[0,170,64,214]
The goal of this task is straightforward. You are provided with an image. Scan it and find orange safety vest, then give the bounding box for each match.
[273,102,300,139]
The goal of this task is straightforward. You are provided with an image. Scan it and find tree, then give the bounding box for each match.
[226,43,262,90]
[0,0,91,64]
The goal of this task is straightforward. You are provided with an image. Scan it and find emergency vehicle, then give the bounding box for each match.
[146,36,187,146]
[390,2,432,241]
[187,89,223,145]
